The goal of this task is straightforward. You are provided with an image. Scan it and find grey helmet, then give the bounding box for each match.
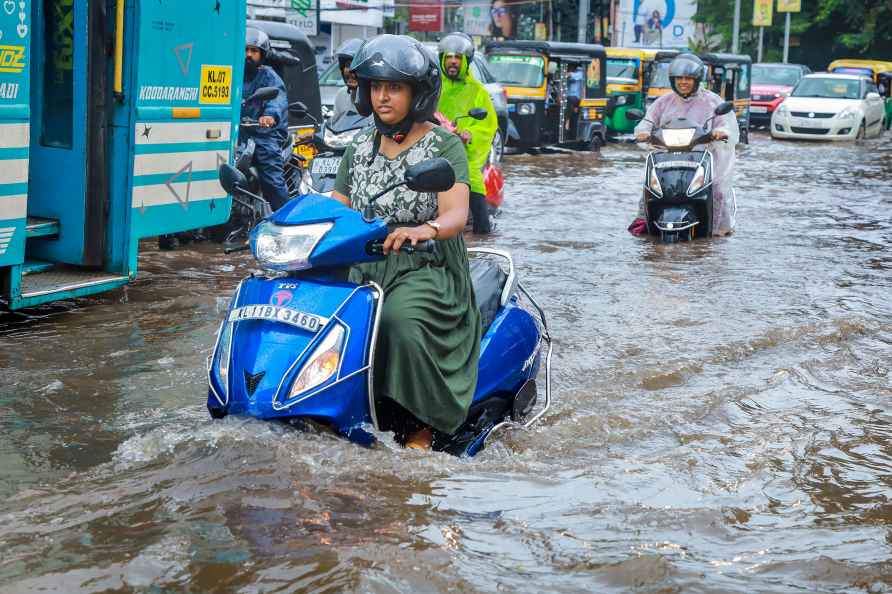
[351,34,441,122]
[438,32,475,61]
[336,38,364,72]
[668,53,705,98]
[245,27,271,59]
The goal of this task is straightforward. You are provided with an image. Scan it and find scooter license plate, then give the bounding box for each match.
[229,305,328,332]
[312,157,340,176]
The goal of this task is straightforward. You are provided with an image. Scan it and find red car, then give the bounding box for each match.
[751,63,812,127]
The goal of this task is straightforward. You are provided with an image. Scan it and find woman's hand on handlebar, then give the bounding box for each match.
[635,132,651,143]
[712,130,729,141]
[382,225,437,255]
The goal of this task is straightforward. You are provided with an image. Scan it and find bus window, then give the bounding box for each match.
[41,0,75,149]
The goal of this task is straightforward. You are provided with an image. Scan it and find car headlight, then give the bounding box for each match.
[250,221,333,271]
[323,127,360,149]
[837,107,858,120]
[518,102,535,115]
[648,165,662,197]
[288,324,346,398]
[687,165,707,196]
[776,103,789,115]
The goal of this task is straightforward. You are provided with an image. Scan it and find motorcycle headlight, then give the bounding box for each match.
[648,164,662,197]
[250,221,333,271]
[323,127,360,149]
[288,324,346,398]
[518,102,535,115]
[687,164,707,196]
[837,107,858,120]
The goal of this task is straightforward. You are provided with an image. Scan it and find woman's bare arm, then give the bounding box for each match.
[330,190,351,207]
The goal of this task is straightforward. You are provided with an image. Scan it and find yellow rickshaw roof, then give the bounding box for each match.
[606,47,655,61]
[828,59,892,74]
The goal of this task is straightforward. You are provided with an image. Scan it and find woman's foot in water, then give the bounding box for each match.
[405,427,433,450]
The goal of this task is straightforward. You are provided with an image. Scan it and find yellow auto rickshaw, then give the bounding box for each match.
[645,50,681,106]
[701,53,752,143]
[605,48,678,135]
[484,41,608,150]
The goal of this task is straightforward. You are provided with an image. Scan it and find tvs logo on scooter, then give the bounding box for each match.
[271,290,293,307]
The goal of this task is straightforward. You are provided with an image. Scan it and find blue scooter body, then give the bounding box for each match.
[207,193,548,456]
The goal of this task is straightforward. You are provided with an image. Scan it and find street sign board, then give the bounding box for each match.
[753,0,773,26]
[777,0,801,13]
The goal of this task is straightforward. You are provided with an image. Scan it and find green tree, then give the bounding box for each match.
[693,0,892,67]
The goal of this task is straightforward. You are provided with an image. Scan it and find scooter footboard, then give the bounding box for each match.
[207,276,383,435]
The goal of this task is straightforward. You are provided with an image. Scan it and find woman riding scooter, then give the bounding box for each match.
[630,53,739,236]
[331,35,481,451]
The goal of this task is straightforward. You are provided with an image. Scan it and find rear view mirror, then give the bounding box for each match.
[714,101,734,116]
[468,108,488,120]
[404,158,455,193]
[289,101,309,117]
[219,164,248,195]
[625,108,645,121]
[248,86,278,102]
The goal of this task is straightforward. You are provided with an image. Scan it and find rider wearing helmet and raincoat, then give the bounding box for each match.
[242,27,290,210]
[436,33,498,234]
[632,53,739,236]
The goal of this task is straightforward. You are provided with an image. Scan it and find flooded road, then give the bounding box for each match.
[2,132,892,593]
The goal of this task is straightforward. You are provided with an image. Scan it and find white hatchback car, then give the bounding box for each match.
[771,73,886,140]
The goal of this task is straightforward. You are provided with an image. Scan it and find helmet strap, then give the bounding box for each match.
[373,113,414,144]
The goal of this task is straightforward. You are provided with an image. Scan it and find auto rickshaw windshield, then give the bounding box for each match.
[607,58,639,82]
[650,62,671,88]
[487,54,545,87]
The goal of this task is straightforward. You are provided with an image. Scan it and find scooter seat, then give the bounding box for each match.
[469,258,507,332]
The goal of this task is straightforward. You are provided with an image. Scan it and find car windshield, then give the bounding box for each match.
[753,65,802,86]
[486,54,545,87]
[319,61,345,87]
[792,77,861,99]
[607,58,639,81]
[649,62,671,88]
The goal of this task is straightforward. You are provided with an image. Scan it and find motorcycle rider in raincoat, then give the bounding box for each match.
[632,53,739,236]
[242,27,290,211]
[436,33,498,234]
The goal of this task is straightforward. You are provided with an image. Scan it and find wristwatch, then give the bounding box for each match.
[424,220,441,238]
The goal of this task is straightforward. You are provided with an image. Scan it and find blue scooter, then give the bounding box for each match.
[208,159,552,456]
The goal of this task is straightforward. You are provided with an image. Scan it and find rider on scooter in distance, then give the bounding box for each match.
[243,27,290,211]
[436,33,498,234]
[630,53,739,237]
[332,38,363,119]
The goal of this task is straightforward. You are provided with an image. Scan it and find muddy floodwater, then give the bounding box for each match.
[2,133,892,593]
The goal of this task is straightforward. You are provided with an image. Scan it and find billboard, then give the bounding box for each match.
[753,0,772,26]
[616,0,698,49]
[409,0,443,32]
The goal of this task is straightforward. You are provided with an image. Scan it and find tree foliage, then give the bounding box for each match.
[693,0,892,67]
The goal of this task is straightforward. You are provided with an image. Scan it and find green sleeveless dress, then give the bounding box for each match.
[334,126,481,434]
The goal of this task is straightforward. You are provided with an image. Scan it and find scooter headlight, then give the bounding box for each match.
[288,324,346,398]
[661,128,696,148]
[686,164,707,196]
[250,221,333,271]
[323,127,360,149]
[518,103,535,115]
[648,165,662,197]
[214,320,233,399]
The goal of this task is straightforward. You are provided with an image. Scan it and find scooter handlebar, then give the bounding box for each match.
[367,239,435,255]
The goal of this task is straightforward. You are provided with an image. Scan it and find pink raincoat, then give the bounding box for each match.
[634,88,739,235]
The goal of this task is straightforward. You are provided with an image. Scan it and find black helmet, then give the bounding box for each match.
[438,32,475,61]
[350,35,441,122]
[246,27,271,58]
[336,38,364,71]
[668,53,704,98]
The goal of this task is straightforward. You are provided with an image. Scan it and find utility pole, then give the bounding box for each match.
[757,27,764,62]
[783,12,791,63]
[578,0,589,43]
[732,0,741,53]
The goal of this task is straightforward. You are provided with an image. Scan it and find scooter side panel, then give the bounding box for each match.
[475,302,541,403]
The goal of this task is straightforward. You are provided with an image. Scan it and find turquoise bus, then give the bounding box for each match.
[0,1,245,309]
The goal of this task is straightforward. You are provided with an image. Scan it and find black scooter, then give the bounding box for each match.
[627,101,734,242]
[299,107,371,195]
